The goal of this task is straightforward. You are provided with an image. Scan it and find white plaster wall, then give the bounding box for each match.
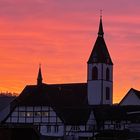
[87,63,113,105]
[40,125,64,136]
[103,82,113,104]
[128,124,140,132]
[66,125,93,137]
[102,64,113,81]
[5,105,65,137]
[88,81,102,105]
[6,106,63,124]
[87,64,102,80]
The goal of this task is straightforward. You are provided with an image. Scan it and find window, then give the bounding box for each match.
[42,111,48,117]
[26,112,33,117]
[47,125,51,133]
[54,125,58,133]
[106,87,110,100]
[34,112,41,117]
[106,68,110,81]
[19,112,26,117]
[92,66,98,80]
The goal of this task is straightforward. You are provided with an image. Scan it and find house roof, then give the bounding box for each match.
[119,88,140,105]
[133,88,140,99]
[9,83,89,125]
[55,107,90,125]
[92,106,127,121]
[92,105,140,121]
[88,18,113,65]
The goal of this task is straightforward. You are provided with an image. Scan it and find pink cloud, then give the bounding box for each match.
[0,0,140,102]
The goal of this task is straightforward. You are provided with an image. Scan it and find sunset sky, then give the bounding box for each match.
[0,0,140,103]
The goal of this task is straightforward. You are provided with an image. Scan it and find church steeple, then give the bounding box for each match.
[87,16,113,65]
[87,16,113,105]
[37,64,43,86]
[98,16,104,37]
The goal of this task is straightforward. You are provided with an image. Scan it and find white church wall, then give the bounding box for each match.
[102,64,113,81]
[87,63,113,105]
[103,82,113,104]
[87,64,102,80]
[88,81,102,105]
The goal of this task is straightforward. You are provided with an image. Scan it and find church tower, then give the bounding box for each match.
[87,16,113,105]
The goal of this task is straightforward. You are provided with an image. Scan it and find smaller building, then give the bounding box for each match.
[120,88,140,106]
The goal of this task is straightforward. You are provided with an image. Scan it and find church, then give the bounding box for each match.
[1,16,140,140]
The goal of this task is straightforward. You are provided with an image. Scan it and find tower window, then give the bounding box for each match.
[106,68,110,81]
[92,66,98,80]
[106,87,110,100]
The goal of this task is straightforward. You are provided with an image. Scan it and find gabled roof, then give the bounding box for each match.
[119,88,140,105]
[11,83,87,107]
[88,18,113,65]
[9,83,89,125]
[133,88,140,99]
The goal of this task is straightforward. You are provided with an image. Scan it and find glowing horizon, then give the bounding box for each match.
[0,0,140,103]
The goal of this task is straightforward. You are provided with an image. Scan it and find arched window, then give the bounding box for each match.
[106,87,110,100]
[106,68,110,81]
[92,67,98,80]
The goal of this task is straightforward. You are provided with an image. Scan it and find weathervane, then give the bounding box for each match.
[100,9,102,19]
[39,63,41,68]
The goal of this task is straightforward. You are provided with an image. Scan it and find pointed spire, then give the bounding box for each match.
[37,64,43,86]
[98,10,104,37]
[87,14,113,65]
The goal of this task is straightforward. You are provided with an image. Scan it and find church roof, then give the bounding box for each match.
[11,83,87,107]
[88,18,113,65]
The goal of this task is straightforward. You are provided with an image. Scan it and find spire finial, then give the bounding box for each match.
[39,63,41,69]
[37,63,43,86]
[100,9,102,19]
[98,10,104,37]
